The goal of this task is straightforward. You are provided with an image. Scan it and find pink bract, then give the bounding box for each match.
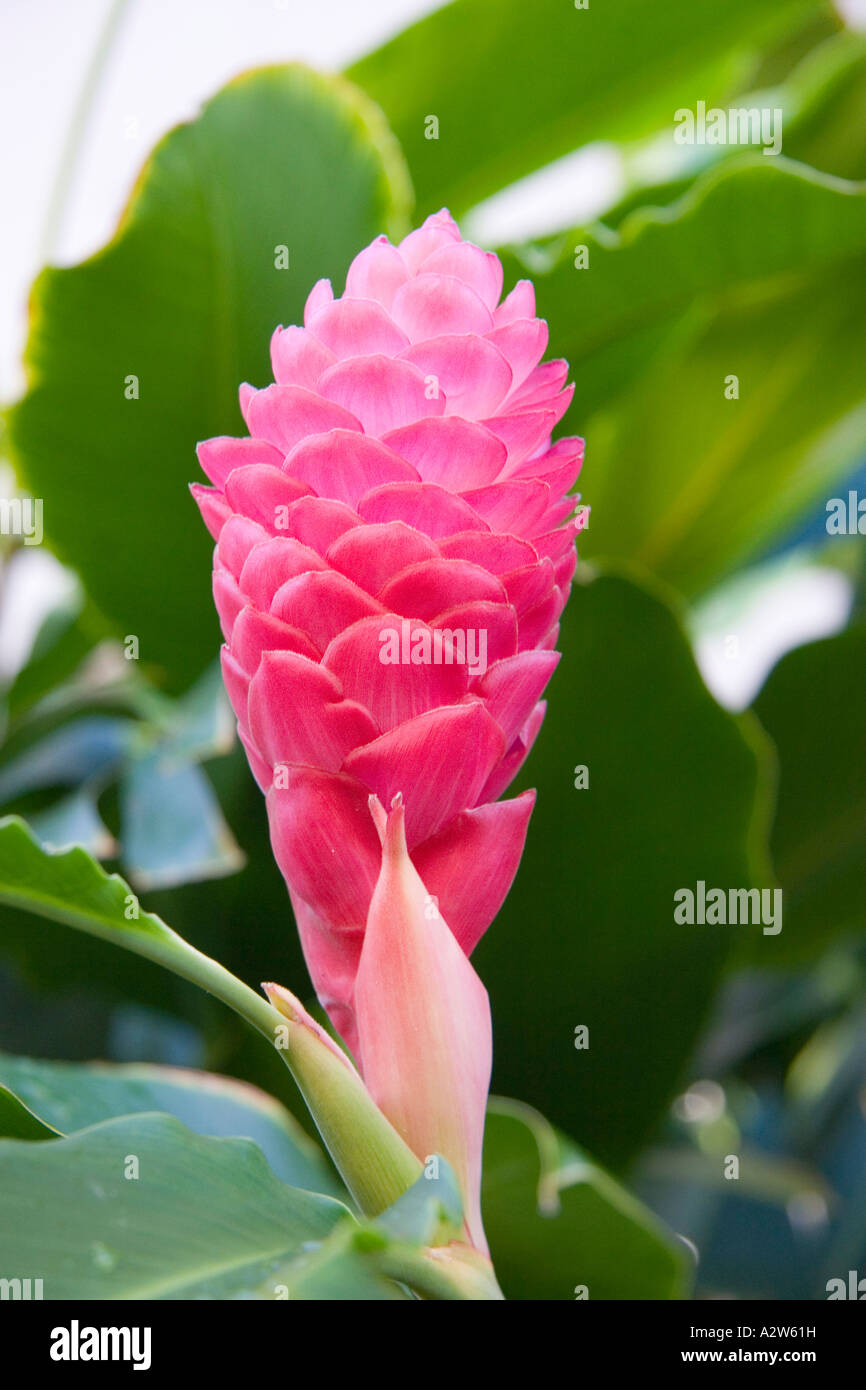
[192,209,584,1053]
[357,793,493,1252]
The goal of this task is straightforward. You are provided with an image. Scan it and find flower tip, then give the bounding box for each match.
[261,980,299,1020]
[383,794,408,860]
[367,790,407,848]
[367,793,387,843]
[262,981,359,1073]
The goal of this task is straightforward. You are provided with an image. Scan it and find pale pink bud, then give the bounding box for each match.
[355,793,492,1252]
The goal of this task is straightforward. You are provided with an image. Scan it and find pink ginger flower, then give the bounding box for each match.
[191,209,582,1245]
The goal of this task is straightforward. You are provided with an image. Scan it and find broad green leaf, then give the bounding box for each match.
[750,612,866,964]
[782,30,866,180]
[510,159,866,419]
[0,750,296,1062]
[0,816,423,1217]
[509,159,866,594]
[589,267,866,596]
[8,65,411,690]
[0,1110,492,1299]
[0,1051,339,1195]
[476,570,772,1168]
[348,0,818,216]
[599,29,866,233]
[0,813,243,991]
[0,1113,362,1299]
[0,1083,60,1140]
[481,1100,688,1300]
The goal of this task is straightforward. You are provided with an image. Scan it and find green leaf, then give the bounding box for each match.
[265,1223,410,1300]
[481,1100,688,1300]
[592,272,866,597]
[504,159,866,593]
[782,30,866,181]
[0,1083,61,1141]
[0,748,297,1069]
[153,660,235,766]
[376,1156,463,1246]
[348,0,817,215]
[0,1051,339,1195]
[27,787,116,859]
[0,813,225,973]
[476,569,771,1168]
[0,1107,496,1299]
[0,716,132,805]
[8,65,411,690]
[750,612,866,965]
[0,659,244,887]
[0,1112,362,1299]
[119,753,245,889]
[518,159,866,416]
[593,29,866,232]
[0,816,423,1216]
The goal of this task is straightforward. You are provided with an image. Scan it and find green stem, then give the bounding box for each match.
[0,816,422,1216]
[39,0,134,263]
[373,1245,505,1301]
[93,924,424,1214]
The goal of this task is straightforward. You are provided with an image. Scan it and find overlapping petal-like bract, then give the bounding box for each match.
[356,794,492,1253]
[192,209,584,1052]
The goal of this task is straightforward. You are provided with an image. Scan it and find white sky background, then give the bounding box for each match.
[0,0,856,702]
